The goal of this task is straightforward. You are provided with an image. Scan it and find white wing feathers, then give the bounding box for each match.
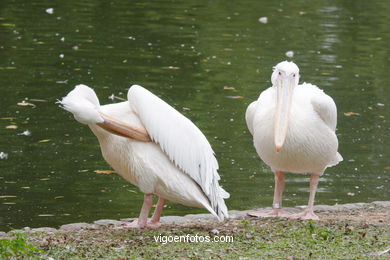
[310,89,338,131]
[128,85,229,220]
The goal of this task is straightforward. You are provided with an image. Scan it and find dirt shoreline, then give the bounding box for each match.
[1,201,389,236]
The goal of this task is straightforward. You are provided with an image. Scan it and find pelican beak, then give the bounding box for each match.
[274,77,294,152]
[97,112,151,142]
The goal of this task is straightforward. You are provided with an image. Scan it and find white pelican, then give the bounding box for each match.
[59,84,229,228]
[245,61,342,220]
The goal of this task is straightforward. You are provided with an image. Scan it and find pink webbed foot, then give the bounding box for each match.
[248,208,290,218]
[119,219,162,229]
[287,209,320,221]
[120,219,146,229]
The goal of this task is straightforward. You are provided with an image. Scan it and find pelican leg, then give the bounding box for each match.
[122,194,153,229]
[288,174,320,220]
[148,197,165,228]
[248,171,290,218]
[97,112,151,142]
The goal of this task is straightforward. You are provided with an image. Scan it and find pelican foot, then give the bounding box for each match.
[247,208,290,218]
[147,221,161,229]
[119,219,146,229]
[118,219,161,229]
[287,210,320,221]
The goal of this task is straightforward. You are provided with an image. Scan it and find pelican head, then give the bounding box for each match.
[271,61,300,152]
[59,84,104,125]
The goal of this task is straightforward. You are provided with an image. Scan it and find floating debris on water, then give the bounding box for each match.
[5,125,18,129]
[226,95,244,99]
[18,130,31,136]
[258,17,268,24]
[94,169,116,174]
[45,8,54,15]
[224,86,237,91]
[285,50,294,58]
[344,112,360,116]
[17,100,36,108]
[0,152,8,159]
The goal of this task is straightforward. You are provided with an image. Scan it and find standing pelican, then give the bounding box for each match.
[60,84,229,228]
[245,61,342,220]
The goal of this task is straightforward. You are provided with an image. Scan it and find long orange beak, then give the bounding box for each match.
[274,77,294,152]
[97,112,151,142]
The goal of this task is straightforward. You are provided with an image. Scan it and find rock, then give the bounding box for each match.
[120,218,134,222]
[0,231,7,236]
[7,229,25,234]
[160,216,188,224]
[228,210,250,219]
[30,227,58,233]
[340,203,366,210]
[314,205,342,212]
[372,201,390,208]
[93,219,123,227]
[184,213,213,221]
[60,222,97,231]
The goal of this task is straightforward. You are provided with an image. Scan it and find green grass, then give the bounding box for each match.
[16,218,389,259]
[0,232,43,258]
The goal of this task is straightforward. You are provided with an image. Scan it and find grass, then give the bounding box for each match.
[11,218,389,259]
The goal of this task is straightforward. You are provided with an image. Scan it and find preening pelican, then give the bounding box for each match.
[60,84,229,228]
[246,61,342,220]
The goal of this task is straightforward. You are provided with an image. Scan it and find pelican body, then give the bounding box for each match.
[60,84,229,228]
[246,61,342,220]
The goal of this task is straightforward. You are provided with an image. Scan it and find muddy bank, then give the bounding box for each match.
[1,201,389,236]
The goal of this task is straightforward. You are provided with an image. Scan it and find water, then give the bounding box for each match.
[0,0,389,231]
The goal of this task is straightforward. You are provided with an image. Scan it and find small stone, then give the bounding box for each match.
[210,229,220,235]
[0,232,7,236]
[341,203,366,210]
[93,219,123,227]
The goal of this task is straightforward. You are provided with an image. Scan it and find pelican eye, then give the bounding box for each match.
[278,72,281,75]
[292,73,296,77]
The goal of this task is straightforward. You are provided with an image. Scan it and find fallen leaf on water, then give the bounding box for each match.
[0,117,15,120]
[384,166,390,170]
[17,100,36,108]
[128,190,137,194]
[21,186,30,189]
[226,95,244,99]
[54,196,64,199]
[38,214,55,217]
[6,125,18,129]
[168,66,180,70]
[344,112,360,116]
[5,181,17,184]
[63,142,73,145]
[224,86,237,91]
[40,178,50,181]
[29,99,48,102]
[94,169,116,174]
[38,139,51,143]
[3,202,16,205]
[0,195,17,199]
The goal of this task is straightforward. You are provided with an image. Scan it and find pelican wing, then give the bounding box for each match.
[310,86,338,131]
[245,101,257,136]
[127,85,229,219]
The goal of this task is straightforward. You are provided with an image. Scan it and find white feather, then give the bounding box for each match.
[128,85,229,219]
[59,84,104,124]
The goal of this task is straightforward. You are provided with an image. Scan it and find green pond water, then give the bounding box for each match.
[0,0,389,231]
